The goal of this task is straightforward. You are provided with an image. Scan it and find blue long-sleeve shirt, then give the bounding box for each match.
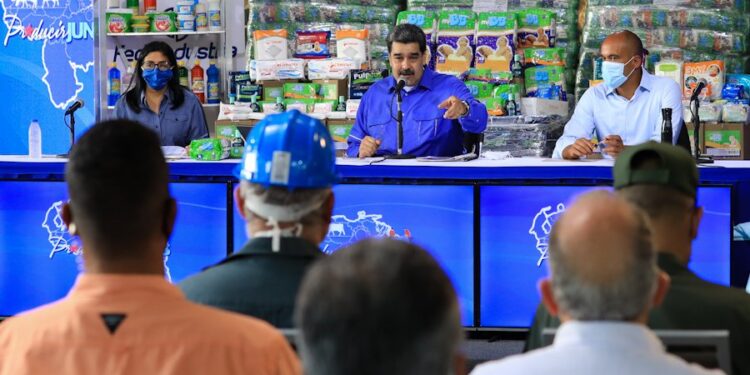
[552,69,683,158]
[114,88,209,147]
[347,68,488,157]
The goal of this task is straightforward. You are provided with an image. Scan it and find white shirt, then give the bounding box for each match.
[471,321,724,375]
[552,69,684,158]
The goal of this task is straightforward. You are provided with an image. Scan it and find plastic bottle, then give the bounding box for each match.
[208,0,221,31]
[178,61,190,88]
[191,60,205,103]
[505,93,518,116]
[107,0,120,9]
[250,95,261,113]
[107,62,121,107]
[274,96,286,113]
[661,108,673,144]
[126,0,139,14]
[28,119,41,159]
[144,0,157,13]
[195,2,208,32]
[122,61,135,92]
[336,95,346,111]
[206,60,220,104]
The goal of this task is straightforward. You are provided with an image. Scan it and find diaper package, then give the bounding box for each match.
[525,66,566,100]
[517,9,556,50]
[654,60,683,88]
[250,59,306,81]
[295,30,331,59]
[523,48,565,66]
[189,138,230,161]
[253,29,289,60]
[436,10,476,76]
[726,74,750,99]
[397,11,438,70]
[349,69,384,99]
[307,58,358,80]
[683,60,725,100]
[336,30,369,69]
[474,12,517,74]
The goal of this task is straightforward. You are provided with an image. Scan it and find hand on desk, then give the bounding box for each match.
[601,135,624,158]
[562,138,597,160]
[358,136,381,158]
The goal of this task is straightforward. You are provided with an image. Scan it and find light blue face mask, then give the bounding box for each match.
[602,56,637,90]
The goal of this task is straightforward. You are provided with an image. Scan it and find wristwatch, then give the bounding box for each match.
[460,100,470,118]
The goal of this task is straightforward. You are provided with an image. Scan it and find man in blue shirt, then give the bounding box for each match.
[553,30,683,159]
[347,24,488,158]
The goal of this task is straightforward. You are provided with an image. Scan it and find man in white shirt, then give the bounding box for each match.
[471,190,722,375]
[553,30,683,159]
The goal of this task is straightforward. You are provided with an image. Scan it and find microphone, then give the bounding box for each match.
[395,79,406,92]
[64,99,84,115]
[690,82,706,102]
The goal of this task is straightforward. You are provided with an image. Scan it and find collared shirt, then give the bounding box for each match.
[0,274,301,375]
[347,68,488,157]
[525,253,750,375]
[473,321,723,375]
[180,237,321,328]
[114,88,209,147]
[553,69,683,158]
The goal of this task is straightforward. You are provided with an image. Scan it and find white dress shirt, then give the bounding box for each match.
[471,321,724,375]
[552,69,684,158]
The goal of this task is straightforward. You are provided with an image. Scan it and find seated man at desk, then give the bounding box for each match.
[552,30,683,160]
[347,24,488,158]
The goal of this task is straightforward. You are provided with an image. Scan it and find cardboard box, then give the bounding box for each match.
[520,97,568,117]
[314,79,348,101]
[328,118,355,157]
[283,83,320,99]
[702,122,750,160]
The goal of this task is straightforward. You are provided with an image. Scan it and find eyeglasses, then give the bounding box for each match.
[142,62,172,71]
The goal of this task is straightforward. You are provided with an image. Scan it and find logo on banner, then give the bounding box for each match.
[529,203,565,267]
[322,210,412,254]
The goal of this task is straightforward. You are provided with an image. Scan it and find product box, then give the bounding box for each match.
[349,70,384,100]
[307,58,358,80]
[253,29,289,60]
[703,122,750,160]
[262,80,285,101]
[283,83,320,99]
[284,98,317,113]
[521,97,568,117]
[328,118,355,156]
[188,138,230,161]
[346,99,361,117]
[314,79,348,101]
[106,10,133,33]
[722,102,750,123]
[655,60,683,88]
[250,59,306,81]
[683,60,725,100]
[523,48,565,67]
[215,125,245,158]
[683,100,722,123]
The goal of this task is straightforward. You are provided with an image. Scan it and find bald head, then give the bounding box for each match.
[548,190,658,321]
[602,30,644,57]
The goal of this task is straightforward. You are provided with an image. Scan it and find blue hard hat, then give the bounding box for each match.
[235,110,338,189]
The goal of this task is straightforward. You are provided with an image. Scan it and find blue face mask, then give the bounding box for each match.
[602,56,637,90]
[142,68,173,90]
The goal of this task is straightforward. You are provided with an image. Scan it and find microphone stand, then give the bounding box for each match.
[56,111,76,158]
[691,98,713,164]
[388,83,414,159]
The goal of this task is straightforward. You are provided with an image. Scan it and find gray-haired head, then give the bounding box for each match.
[295,238,462,375]
[548,190,658,321]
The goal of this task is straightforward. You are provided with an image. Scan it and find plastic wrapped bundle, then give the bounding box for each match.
[248,2,397,24]
[582,27,746,54]
[586,6,750,34]
[587,0,743,10]
[482,116,565,157]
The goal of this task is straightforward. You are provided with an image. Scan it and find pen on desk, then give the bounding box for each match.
[348,134,363,142]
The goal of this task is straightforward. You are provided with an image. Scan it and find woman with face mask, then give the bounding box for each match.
[114,41,208,147]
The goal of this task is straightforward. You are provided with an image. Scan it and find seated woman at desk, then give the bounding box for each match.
[115,41,208,147]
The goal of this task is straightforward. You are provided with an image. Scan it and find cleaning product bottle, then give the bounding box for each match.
[336,95,346,111]
[274,96,286,113]
[208,0,222,31]
[195,2,208,31]
[28,119,41,159]
[122,61,135,92]
[107,62,121,107]
[206,60,220,104]
[191,60,205,103]
[178,61,190,88]
[250,94,261,112]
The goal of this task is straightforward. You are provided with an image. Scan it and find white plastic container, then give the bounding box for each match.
[28,119,41,159]
[175,0,195,15]
[195,2,208,31]
[208,0,221,31]
[177,15,195,31]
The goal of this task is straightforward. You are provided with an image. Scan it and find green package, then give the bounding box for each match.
[106,12,132,33]
[479,97,507,116]
[148,12,177,33]
[283,83,320,99]
[492,84,521,100]
[465,81,495,98]
[517,9,556,49]
[284,98,317,113]
[189,138,230,161]
[397,11,437,33]
[525,66,565,99]
[523,48,565,67]
[328,123,354,143]
[317,82,343,101]
[215,125,245,159]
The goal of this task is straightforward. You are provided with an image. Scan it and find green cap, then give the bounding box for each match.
[613,141,698,198]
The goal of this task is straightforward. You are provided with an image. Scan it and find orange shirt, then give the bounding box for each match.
[0,274,301,375]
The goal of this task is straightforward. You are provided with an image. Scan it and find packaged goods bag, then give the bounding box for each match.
[436,10,476,76]
[475,12,517,73]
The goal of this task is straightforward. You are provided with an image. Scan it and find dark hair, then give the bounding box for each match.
[387,23,427,54]
[295,238,461,375]
[124,41,185,113]
[65,119,170,257]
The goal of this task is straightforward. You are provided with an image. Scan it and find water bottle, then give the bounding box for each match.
[206,60,220,104]
[661,108,673,144]
[505,93,518,116]
[107,62,121,107]
[28,119,41,159]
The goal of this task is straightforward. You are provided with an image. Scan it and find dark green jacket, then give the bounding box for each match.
[526,253,750,375]
[179,237,321,328]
